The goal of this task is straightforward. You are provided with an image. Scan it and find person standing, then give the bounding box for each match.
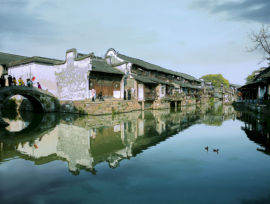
[37,82,42,89]
[91,88,96,101]
[1,76,6,87]
[27,79,33,87]
[8,75,12,86]
[0,76,3,87]
[18,77,24,86]
[124,90,127,100]
[12,77,17,86]
[26,79,30,87]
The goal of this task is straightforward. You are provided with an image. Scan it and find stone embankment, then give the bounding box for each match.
[60,100,142,115]
[59,98,199,115]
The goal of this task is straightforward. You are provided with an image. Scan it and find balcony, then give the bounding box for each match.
[144,93,156,101]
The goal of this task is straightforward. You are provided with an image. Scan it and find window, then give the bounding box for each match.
[161,86,165,95]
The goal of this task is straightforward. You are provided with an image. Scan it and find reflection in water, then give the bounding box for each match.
[0,103,237,174]
[3,111,37,132]
[236,108,270,155]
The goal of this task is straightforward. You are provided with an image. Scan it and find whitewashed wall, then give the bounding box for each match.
[159,85,166,98]
[55,52,91,101]
[8,50,92,101]
[32,64,58,95]
[106,49,130,74]
[8,63,58,95]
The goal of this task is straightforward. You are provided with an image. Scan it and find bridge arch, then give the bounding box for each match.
[0,86,59,127]
[0,86,59,113]
[0,113,60,144]
[3,93,44,112]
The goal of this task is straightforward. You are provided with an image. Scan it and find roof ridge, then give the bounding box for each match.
[118,52,165,69]
[31,56,63,61]
[117,52,200,82]
[0,51,28,58]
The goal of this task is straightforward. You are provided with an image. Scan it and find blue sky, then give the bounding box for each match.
[1,0,270,85]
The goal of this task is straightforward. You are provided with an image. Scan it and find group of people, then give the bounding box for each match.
[0,75,17,87]
[91,89,104,102]
[0,75,42,89]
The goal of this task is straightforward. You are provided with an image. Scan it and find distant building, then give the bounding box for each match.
[105,48,202,106]
[239,66,270,103]
[3,48,202,105]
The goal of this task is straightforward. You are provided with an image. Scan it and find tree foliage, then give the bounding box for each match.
[245,67,267,84]
[245,69,259,84]
[246,74,254,84]
[201,74,229,87]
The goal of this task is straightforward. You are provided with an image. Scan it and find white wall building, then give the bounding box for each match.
[7,49,93,101]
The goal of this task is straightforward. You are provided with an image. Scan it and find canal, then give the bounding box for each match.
[0,103,270,204]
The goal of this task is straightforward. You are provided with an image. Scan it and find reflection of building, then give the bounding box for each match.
[237,110,270,155]
[4,119,29,132]
[1,104,237,174]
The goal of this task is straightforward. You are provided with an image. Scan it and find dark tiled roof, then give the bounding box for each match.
[150,77,172,86]
[253,67,270,81]
[131,74,173,85]
[240,67,270,89]
[131,74,157,84]
[131,73,201,88]
[8,56,64,67]
[239,80,266,89]
[91,59,124,75]
[174,80,201,89]
[77,53,87,58]
[117,53,200,82]
[256,67,270,79]
[0,52,28,66]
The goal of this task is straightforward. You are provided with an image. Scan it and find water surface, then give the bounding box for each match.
[0,104,270,204]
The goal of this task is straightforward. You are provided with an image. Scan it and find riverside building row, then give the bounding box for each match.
[0,48,237,114]
[238,66,270,103]
[236,66,270,113]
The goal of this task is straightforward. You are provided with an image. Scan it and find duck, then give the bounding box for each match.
[204,146,209,151]
[213,149,219,153]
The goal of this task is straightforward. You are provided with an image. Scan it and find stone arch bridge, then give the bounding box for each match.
[0,86,59,127]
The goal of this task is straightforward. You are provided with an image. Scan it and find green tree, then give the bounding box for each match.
[245,70,258,84]
[246,74,254,84]
[245,67,267,84]
[201,74,229,87]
